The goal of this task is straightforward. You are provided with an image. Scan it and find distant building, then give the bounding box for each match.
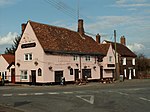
[15,20,104,84]
[0,54,15,83]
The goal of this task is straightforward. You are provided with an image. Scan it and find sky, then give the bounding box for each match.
[0,0,150,57]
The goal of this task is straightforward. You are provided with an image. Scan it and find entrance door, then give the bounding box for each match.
[11,68,15,83]
[74,69,79,81]
[55,71,63,84]
[31,70,36,85]
[100,66,103,79]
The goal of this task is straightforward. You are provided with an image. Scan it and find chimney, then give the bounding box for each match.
[96,33,101,44]
[21,23,26,34]
[78,19,84,36]
[120,36,126,46]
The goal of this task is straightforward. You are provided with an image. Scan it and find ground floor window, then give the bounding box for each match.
[82,69,91,78]
[21,70,28,79]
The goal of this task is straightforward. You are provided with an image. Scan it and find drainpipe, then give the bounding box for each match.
[79,55,82,79]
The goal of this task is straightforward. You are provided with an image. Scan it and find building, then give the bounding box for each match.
[15,20,104,84]
[95,34,137,80]
[0,54,15,83]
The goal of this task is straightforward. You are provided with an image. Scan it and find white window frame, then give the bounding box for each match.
[73,55,78,61]
[24,53,32,61]
[132,58,135,65]
[123,58,126,65]
[109,56,113,62]
[85,55,91,61]
[21,70,28,80]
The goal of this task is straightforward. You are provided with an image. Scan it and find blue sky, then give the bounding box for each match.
[0,0,150,57]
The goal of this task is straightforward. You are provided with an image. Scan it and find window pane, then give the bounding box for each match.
[29,54,32,60]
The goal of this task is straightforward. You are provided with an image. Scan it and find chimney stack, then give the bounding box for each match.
[78,19,84,36]
[21,23,26,34]
[96,33,101,44]
[120,36,126,46]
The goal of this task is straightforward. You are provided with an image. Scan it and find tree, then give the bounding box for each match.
[136,53,150,78]
[5,35,21,54]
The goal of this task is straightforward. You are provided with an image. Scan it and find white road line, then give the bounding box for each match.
[118,92,129,96]
[34,93,44,95]
[139,97,150,102]
[48,92,60,95]
[76,95,95,104]
[63,92,73,94]
[3,94,13,97]
[18,93,28,96]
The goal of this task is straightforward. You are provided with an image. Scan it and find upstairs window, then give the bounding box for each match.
[24,53,32,61]
[109,56,113,62]
[85,56,91,61]
[123,58,126,65]
[132,58,135,65]
[73,55,78,61]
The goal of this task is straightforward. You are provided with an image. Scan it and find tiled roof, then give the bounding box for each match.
[1,54,15,64]
[29,21,104,56]
[98,44,110,55]
[104,40,137,57]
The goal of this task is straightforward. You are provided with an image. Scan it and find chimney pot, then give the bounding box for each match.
[120,36,126,46]
[78,19,84,35]
[96,33,101,44]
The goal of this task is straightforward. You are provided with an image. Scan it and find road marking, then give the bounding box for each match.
[48,92,60,95]
[34,93,44,95]
[76,95,94,104]
[118,92,129,96]
[139,97,150,102]
[18,93,28,96]
[3,94,13,97]
[63,92,73,94]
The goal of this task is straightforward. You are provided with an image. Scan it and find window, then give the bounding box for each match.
[85,56,91,61]
[21,70,28,79]
[70,68,73,75]
[123,58,126,65]
[5,71,7,79]
[82,69,91,78]
[109,56,113,62]
[38,68,42,76]
[73,55,78,61]
[24,53,32,61]
[132,58,135,65]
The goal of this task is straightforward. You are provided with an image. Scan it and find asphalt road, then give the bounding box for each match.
[0,79,150,112]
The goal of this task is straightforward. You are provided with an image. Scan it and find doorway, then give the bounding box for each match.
[31,70,36,85]
[11,68,15,83]
[55,71,63,84]
[74,69,79,81]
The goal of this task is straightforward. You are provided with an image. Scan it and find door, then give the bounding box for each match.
[31,70,36,85]
[100,66,103,79]
[11,68,15,83]
[55,71,63,84]
[74,69,79,81]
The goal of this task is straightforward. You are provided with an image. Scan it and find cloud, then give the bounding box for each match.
[114,0,150,7]
[0,0,22,7]
[127,43,145,52]
[0,32,18,45]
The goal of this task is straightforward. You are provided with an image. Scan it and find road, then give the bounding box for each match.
[0,79,150,112]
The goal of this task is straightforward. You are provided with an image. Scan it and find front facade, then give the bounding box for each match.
[0,54,15,82]
[102,36,137,80]
[15,20,104,84]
